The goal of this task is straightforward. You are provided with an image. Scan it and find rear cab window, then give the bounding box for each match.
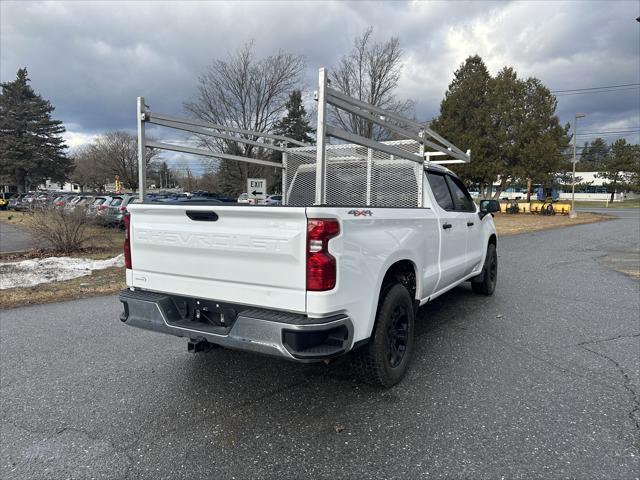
[427,170,476,213]
[445,175,476,212]
[426,172,454,210]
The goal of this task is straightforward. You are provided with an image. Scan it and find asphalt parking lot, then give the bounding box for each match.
[1,209,638,479]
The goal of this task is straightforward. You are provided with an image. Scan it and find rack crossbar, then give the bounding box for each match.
[146,140,284,168]
[148,117,289,153]
[147,112,309,147]
[325,88,469,162]
[326,95,424,144]
[326,87,423,130]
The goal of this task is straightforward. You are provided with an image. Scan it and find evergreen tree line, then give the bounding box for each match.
[1,29,638,197]
[431,56,639,199]
[580,138,640,200]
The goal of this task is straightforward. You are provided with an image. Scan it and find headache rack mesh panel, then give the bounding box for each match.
[286,140,423,207]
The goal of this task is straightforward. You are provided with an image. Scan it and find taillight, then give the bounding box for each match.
[306,218,340,291]
[123,213,132,269]
[119,205,126,212]
[98,204,107,211]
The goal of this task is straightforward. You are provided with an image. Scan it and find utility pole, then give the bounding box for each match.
[570,112,586,219]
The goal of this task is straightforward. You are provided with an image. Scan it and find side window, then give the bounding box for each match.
[446,175,476,212]
[426,172,454,211]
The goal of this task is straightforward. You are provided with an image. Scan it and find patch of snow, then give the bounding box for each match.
[0,254,124,290]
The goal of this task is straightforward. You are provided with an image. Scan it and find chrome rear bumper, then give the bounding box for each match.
[119,289,353,361]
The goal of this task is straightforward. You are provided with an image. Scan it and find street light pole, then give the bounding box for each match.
[570,112,586,219]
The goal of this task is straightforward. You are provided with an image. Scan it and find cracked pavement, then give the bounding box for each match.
[1,208,639,479]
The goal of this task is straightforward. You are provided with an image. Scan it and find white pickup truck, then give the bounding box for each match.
[119,70,500,386]
[119,165,499,387]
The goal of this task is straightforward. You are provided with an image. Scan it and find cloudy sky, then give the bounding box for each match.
[2,0,639,157]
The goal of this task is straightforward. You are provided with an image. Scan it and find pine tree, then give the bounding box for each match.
[431,56,569,199]
[599,139,638,201]
[580,138,609,169]
[269,90,314,193]
[430,55,499,197]
[500,74,569,200]
[0,68,72,191]
[272,90,314,145]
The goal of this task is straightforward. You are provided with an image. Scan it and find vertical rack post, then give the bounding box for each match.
[314,68,328,205]
[366,148,372,205]
[281,144,288,205]
[137,96,147,202]
[417,128,426,207]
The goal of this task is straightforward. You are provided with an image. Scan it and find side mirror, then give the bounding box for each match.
[479,199,500,217]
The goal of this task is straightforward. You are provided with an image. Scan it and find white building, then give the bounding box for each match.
[41,180,82,192]
[497,172,634,202]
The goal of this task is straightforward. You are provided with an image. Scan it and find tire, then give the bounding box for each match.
[471,243,497,295]
[351,284,415,387]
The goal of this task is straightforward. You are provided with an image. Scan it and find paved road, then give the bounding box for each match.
[1,210,639,479]
[0,223,36,253]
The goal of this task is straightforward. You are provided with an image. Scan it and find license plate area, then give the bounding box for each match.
[165,295,240,335]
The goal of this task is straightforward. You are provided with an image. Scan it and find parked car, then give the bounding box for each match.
[64,195,94,212]
[88,196,110,216]
[13,193,35,211]
[192,191,236,203]
[174,197,223,204]
[34,192,57,208]
[51,193,69,208]
[105,194,138,227]
[151,194,182,203]
[62,195,81,210]
[265,194,282,206]
[0,193,13,210]
[8,194,26,210]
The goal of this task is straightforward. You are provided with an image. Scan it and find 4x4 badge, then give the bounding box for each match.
[347,209,373,217]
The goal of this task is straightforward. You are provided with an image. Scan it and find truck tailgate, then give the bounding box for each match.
[127,204,308,312]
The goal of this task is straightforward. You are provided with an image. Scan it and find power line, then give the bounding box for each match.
[551,83,640,93]
[554,87,640,97]
[576,128,640,135]
[577,133,640,138]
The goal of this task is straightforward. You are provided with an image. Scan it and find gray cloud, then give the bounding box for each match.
[2,0,639,151]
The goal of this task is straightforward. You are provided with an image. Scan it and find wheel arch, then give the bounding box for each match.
[380,259,418,301]
[356,258,419,350]
[489,233,497,248]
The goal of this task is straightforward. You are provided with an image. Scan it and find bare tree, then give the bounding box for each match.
[174,159,198,192]
[330,27,414,140]
[87,131,157,191]
[184,41,305,195]
[71,144,108,192]
[199,170,220,193]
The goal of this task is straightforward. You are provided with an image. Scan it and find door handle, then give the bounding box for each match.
[186,211,219,221]
[467,221,475,226]
[442,223,452,230]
